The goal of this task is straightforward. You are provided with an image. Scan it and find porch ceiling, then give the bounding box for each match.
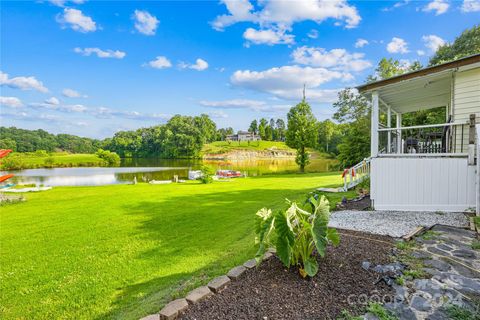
[373,71,452,114]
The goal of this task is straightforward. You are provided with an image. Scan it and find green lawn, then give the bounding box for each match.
[0,172,353,320]
[2,152,104,170]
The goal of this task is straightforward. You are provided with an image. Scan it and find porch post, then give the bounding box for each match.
[468,114,476,165]
[387,106,391,153]
[396,113,402,154]
[371,91,379,157]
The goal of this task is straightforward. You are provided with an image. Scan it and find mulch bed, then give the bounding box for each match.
[180,229,395,320]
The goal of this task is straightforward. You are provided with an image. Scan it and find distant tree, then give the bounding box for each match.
[367,58,422,83]
[248,120,258,135]
[194,114,217,144]
[258,118,268,140]
[265,125,273,141]
[430,25,480,66]
[275,119,286,141]
[216,127,234,141]
[0,138,17,151]
[286,100,318,172]
[317,119,336,153]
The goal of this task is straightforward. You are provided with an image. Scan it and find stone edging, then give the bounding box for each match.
[140,249,275,320]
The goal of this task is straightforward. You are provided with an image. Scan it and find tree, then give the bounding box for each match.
[367,58,422,83]
[258,118,268,140]
[248,120,258,135]
[430,25,480,66]
[276,119,286,141]
[317,120,336,153]
[194,114,217,144]
[265,125,273,141]
[286,100,317,172]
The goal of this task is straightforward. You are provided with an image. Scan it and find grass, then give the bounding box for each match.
[1,152,104,170]
[395,240,429,279]
[0,172,353,320]
[366,303,398,320]
[445,303,480,320]
[202,140,295,154]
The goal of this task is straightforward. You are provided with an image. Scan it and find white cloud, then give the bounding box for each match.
[243,27,295,45]
[56,8,96,32]
[212,0,361,43]
[461,0,480,12]
[49,0,85,7]
[145,56,172,69]
[382,0,411,11]
[74,47,126,59]
[423,0,449,15]
[417,50,426,56]
[307,29,319,39]
[132,10,159,35]
[0,96,23,108]
[422,34,446,53]
[179,58,209,71]
[230,65,348,102]
[29,102,88,113]
[386,37,409,54]
[354,38,368,48]
[45,97,60,105]
[292,46,372,72]
[0,71,48,93]
[208,110,229,119]
[62,88,86,98]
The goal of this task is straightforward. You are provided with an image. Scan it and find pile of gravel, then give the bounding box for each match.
[329,210,469,238]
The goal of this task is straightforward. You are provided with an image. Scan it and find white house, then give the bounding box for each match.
[347,54,479,214]
[226,131,261,142]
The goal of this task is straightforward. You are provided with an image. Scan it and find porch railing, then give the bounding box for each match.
[377,122,469,155]
[342,157,371,191]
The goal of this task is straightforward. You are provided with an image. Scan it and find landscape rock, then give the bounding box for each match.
[185,286,212,304]
[207,275,230,293]
[452,249,475,258]
[423,259,451,272]
[411,295,432,312]
[243,259,257,269]
[227,266,246,280]
[140,314,160,320]
[159,298,188,320]
[361,261,371,270]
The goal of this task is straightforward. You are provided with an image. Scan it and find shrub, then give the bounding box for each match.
[255,195,340,278]
[0,156,25,170]
[44,157,55,167]
[95,149,121,166]
[199,165,214,184]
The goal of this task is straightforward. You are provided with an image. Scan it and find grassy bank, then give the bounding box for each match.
[0,152,105,170]
[202,141,294,154]
[0,172,353,319]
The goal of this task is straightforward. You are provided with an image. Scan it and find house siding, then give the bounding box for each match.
[371,157,476,211]
[454,67,480,122]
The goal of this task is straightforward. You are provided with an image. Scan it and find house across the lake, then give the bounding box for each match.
[226,131,261,142]
[347,54,480,214]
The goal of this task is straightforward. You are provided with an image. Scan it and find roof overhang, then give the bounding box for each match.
[357,54,480,114]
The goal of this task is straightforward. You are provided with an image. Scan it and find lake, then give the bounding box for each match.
[4,158,338,187]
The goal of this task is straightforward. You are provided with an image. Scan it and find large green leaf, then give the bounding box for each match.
[303,256,319,277]
[274,209,294,267]
[327,228,340,246]
[311,199,329,257]
[254,212,274,262]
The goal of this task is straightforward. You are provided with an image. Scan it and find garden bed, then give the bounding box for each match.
[179,229,395,320]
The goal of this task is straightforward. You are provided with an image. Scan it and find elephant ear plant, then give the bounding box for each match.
[255,195,340,278]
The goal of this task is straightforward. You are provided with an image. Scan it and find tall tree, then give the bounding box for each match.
[248,120,258,135]
[286,100,317,172]
[276,119,286,141]
[258,118,268,140]
[430,25,480,66]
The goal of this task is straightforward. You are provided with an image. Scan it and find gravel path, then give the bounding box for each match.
[329,210,469,238]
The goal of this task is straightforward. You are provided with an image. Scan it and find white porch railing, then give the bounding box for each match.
[342,157,371,191]
[377,122,469,155]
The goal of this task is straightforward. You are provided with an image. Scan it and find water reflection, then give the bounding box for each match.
[3,158,337,187]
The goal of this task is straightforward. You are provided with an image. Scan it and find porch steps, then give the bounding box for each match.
[341,157,371,191]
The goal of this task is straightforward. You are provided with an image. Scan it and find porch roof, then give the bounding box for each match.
[357,54,480,114]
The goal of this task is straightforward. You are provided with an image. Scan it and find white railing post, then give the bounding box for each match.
[387,106,391,153]
[476,124,479,216]
[396,112,402,154]
[371,91,379,157]
[468,114,475,165]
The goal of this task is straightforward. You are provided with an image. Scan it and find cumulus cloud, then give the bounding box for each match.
[62,88,86,98]
[386,37,409,54]
[200,99,291,113]
[243,27,295,45]
[45,97,60,105]
[56,8,96,32]
[423,0,449,15]
[422,34,446,53]
[0,71,48,93]
[179,58,209,71]
[417,50,426,56]
[29,102,88,113]
[291,46,372,72]
[230,65,347,102]
[145,56,172,69]
[49,0,85,7]
[74,47,126,59]
[208,110,229,119]
[354,38,368,48]
[0,96,23,108]
[212,0,361,31]
[461,0,480,12]
[132,10,159,35]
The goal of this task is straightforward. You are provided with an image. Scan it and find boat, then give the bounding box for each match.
[215,170,242,178]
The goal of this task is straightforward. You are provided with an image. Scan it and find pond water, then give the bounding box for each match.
[3,158,337,187]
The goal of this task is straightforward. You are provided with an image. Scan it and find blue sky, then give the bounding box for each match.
[1,0,479,138]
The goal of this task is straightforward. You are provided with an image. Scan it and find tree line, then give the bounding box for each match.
[247,118,286,141]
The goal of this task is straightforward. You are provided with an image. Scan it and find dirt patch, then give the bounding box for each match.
[336,195,371,211]
[180,230,395,320]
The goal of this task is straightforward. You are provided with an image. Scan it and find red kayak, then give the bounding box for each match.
[0,149,13,158]
[0,174,14,183]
